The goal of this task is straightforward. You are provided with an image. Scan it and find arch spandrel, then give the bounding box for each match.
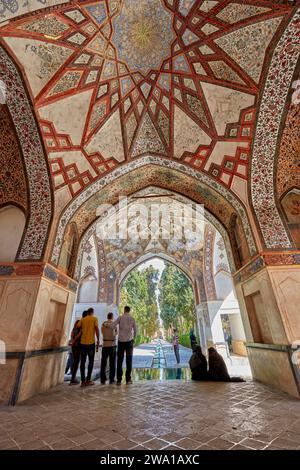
[52,160,256,269]
[74,187,237,291]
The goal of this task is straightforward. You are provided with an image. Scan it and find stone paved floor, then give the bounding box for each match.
[1,380,300,450]
[131,342,157,368]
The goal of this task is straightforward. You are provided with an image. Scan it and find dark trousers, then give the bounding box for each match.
[174,345,180,364]
[71,346,81,381]
[80,344,95,383]
[117,341,133,383]
[65,351,73,374]
[100,346,116,384]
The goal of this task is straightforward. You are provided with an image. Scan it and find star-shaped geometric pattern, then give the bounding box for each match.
[0,0,291,200]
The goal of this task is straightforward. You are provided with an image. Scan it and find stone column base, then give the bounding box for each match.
[0,263,77,405]
[1,348,68,405]
[247,343,300,398]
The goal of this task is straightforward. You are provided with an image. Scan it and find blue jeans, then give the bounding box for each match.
[65,351,73,374]
[117,341,133,383]
[174,345,180,364]
[80,344,95,383]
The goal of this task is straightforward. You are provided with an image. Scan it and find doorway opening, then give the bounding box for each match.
[119,257,196,381]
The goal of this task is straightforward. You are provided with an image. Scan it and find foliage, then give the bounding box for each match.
[120,261,196,347]
[159,263,196,340]
[120,265,160,345]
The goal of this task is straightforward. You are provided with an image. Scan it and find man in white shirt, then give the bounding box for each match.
[113,306,137,385]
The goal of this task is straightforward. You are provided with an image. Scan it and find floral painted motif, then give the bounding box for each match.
[0,104,28,210]
[0,1,298,262]
[251,8,300,248]
[277,77,300,197]
[0,46,52,260]
[0,1,68,21]
[0,0,289,203]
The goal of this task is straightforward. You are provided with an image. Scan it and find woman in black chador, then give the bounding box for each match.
[189,346,209,381]
[208,347,244,382]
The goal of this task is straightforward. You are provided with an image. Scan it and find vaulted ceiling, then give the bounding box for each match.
[0,0,293,210]
[77,186,232,303]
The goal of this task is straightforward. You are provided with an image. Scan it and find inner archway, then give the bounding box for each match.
[69,184,252,382]
[118,254,251,379]
[119,257,197,379]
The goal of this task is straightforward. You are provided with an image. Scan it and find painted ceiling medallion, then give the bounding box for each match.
[112,0,175,75]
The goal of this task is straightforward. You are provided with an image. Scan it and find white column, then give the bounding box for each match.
[196,303,209,354]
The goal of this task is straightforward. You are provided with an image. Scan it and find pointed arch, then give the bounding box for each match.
[51,156,257,267]
[0,45,53,260]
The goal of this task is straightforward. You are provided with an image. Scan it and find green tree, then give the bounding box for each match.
[120,265,160,345]
[159,263,195,343]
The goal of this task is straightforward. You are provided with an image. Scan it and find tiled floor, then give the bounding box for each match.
[0,380,300,450]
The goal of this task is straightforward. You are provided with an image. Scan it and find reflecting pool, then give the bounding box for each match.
[132,367,191,381]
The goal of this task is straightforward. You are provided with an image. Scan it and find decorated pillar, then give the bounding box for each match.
[0,263,77,405]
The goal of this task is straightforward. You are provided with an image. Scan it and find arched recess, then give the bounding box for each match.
[0,45,53,260]
[251,6,300,249]
[73,190,237,291]
[78,269,98,304]
[280,188,300,249]
[215,271,234,301]
[0,99,29,259]
[229,214,250,269]
[0,206,26,262]
[51,157,257,269]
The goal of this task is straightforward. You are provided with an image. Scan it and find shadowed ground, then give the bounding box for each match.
[0,380,300,450]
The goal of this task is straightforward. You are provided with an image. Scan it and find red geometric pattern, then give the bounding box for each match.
[0,0,292,199]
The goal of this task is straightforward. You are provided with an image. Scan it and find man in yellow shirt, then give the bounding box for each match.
[77,308,99,386]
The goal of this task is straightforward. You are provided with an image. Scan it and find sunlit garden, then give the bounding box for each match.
[120,259,197,347]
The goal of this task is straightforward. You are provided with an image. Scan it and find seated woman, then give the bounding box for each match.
[189,346,209,381]
[208,347,245,382]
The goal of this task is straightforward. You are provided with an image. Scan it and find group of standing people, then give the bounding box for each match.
[66,311,243,385]
[66,306,137,386]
